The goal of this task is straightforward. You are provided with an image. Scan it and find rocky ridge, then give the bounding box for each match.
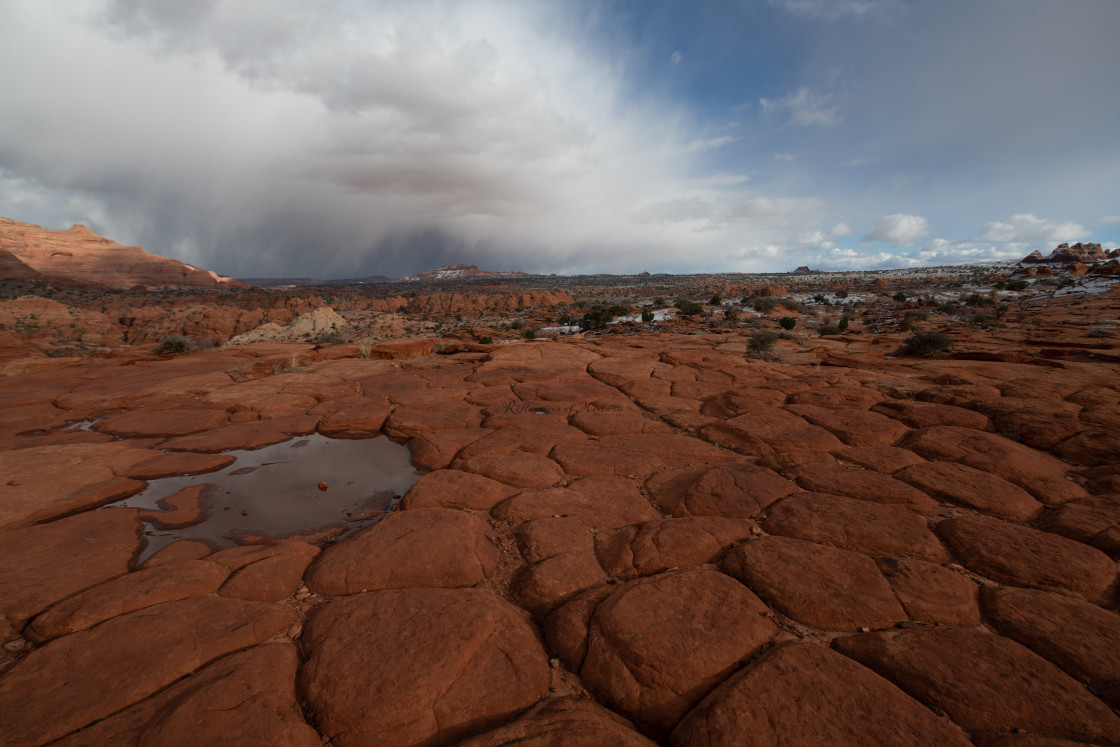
[0,218,239,290]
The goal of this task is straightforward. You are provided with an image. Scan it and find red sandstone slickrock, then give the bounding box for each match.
[1,258,1119,744]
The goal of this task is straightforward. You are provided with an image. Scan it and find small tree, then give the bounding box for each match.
[522,329,536,339]
[709,293,722,305]
[838,315,850,332]
[836,289,849,299]
[779,317,797,330]
[892,292,907,303]
[641,310,655,323]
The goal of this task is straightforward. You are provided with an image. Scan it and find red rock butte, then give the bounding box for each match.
[1,222,1119,745]
[0,217,240,289]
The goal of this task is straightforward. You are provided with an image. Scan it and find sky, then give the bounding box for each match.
[1,0,1118,279]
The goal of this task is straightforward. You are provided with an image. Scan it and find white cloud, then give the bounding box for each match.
[862,214,930,246]
[977,213,1089,243]
[0,0,824,277]
[768,0,897,21]
[773,152,795,162]
[670,50,683,65]
[829,222,853,236]
[1098,215,1120,226]
[910,238,1027,265]
[684,135,740,152]
[759,87,841,127]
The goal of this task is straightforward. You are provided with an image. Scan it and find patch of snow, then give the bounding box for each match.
[1054,278,1118,297]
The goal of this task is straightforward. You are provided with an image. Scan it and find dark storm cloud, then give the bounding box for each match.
[1,0,1118,276]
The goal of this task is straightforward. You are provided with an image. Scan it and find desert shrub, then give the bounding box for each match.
[748,330,779,353]
[709,293,722,305]
[653,296,667,306]
[1006,279,1030,291]
[752,296,806,314]
[724,308,739,322]
[674,299,705,317]
[779,317,797,330]
[812,293,831,305]
[153,335,195,355]
[641,310,655,323]
[903,331,954,357]
[899,316,915,332]
[479,336,493,344]
[892,291,907,302]
[522,329,536,339]
[313,333,344,344]
[819,324,842,336]
[557,312,574,325]
[357,339,375,358]
[510,319,526,330]
[838,315,850,332]
[580,304,630,330]
[963,293,994,307]
[835,289,849,299]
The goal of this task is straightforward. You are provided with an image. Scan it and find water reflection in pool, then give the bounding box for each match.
[111,433,422,561]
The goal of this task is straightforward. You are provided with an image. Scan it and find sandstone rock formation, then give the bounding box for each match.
[0,273,1119,744]
[0,218,238,289]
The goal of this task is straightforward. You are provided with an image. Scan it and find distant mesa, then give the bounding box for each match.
[793,265,824,275]
[1020,243,1110,265]
[0,217,240,290]
[238,275,393,287]
[412,264,532,282]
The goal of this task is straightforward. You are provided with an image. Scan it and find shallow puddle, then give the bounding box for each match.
[111,433,422,561]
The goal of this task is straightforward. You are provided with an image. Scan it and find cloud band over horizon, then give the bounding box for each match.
[1,0,1117,279]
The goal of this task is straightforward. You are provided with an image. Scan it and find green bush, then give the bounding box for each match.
[709,293,722,305]
[641,310,655,323]
[903,331,954,357]
[479,336,493,344]
[653,296,667,306]
[836,289,849,299]
[892,291,907,302]
[153,335,195,355]
[838,316,850,332]
[779,317,797,330]
[819,325,841,336]
[674,299,705,317]
[580,304,631,330]
[1006,279,1030,291]
[724,308,739,322]
[899,316,914,332]
[522,329,536,339]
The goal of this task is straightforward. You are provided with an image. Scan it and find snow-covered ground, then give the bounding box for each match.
[616,308,675,323]
[1053,278,1119,297]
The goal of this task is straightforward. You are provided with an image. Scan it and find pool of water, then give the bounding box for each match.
[110,433,422,561]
